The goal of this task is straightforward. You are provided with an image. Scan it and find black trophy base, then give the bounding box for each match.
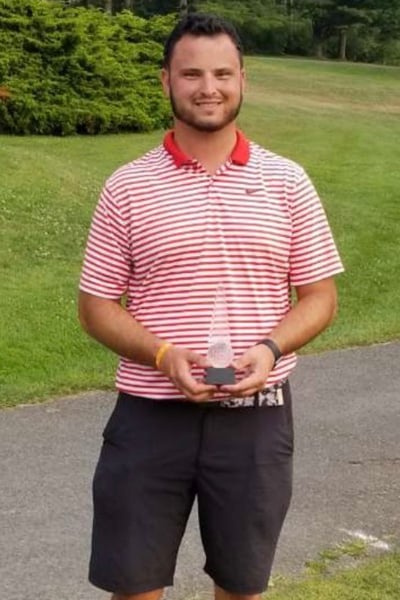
[205,366,235,385]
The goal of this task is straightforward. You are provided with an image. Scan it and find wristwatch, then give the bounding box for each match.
[257,338,283,367]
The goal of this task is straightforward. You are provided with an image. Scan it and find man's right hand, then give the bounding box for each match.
[158,345,217,402]
[78,293,217,401]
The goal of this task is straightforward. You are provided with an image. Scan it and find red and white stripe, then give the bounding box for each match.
[80,132,344,399]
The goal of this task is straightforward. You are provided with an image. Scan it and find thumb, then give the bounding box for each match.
[187,350,208,368]
[232,354,251,370]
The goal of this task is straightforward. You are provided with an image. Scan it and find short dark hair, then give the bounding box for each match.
[163,13,243,68]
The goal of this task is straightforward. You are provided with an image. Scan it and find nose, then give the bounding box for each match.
[199,73,217,96]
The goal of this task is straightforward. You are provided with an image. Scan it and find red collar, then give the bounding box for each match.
[163,130,250,168]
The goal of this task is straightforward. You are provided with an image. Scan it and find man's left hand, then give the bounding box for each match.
[220,344,275,397]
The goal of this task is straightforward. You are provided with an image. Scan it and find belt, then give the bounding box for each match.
[119,380,288,410]
[206,379,288,409]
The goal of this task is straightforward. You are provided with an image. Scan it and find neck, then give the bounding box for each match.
[173,122,237,175]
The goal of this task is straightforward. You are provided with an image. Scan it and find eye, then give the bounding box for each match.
[182,71,200,79]
[215,70,232,79]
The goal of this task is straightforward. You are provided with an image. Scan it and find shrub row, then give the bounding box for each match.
[0,0,174,135]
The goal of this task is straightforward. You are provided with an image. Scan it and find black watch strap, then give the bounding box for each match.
[257,338,283,366]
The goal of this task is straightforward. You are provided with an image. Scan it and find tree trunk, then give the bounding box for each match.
[104,0,113,14]
[315,41,324,59]
[179,0,188,17]
[338,27,348,61]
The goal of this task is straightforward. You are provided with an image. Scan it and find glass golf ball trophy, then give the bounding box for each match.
[204,284,235,385]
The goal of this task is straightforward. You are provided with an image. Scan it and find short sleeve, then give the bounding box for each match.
[288,168,344,286]
[79,185,132,299]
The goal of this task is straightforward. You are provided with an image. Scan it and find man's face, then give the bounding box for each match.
[162,33,245,133]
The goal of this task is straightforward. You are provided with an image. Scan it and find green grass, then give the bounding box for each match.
[266,552,400,600]
[1,57,400,406]
[242,58,400,351]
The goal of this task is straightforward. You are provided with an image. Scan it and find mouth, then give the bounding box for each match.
[195,101,222,107]
[195,102,222,110]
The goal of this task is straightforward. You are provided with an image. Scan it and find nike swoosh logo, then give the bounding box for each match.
[245,187,264,195]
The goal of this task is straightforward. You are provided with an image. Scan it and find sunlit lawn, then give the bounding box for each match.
[266,551,400,600]
[1,57,399,406]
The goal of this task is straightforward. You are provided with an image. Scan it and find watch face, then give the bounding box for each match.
[207,340,234,368]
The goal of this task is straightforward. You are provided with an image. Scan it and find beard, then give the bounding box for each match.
[169,90,243,133]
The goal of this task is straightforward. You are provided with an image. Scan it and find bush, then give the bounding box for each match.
[380,40,400,66]
[240,16,288,55]
[198,0,292,55]
[285,18,314,57]
[334,26,382,63]
[0,0,173,135]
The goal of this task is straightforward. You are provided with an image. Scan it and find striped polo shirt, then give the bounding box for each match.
[80,130,344,400]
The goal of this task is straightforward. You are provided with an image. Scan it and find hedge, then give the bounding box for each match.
[0,0,174,135]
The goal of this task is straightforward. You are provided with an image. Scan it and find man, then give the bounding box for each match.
[79,13,344,600]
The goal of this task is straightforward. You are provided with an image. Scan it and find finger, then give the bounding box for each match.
[221,385,260,398]
[231,357,251,370]
[181,385,217,402]
[189,392,216,402]
[177,371,217,396]
[187,351,209,368]
[221,372,264,395]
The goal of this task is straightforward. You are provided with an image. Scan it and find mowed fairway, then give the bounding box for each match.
[1,58,399,406]
[242,58,400,350]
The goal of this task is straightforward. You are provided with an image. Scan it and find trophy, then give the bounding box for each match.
[204,284,235,385]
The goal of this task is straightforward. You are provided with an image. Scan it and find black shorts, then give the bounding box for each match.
[89,382,293,595]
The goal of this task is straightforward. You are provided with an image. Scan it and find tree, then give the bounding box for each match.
[332,1,375,60]
[294,0,375,59]
[179,0,188,17]
[58,0,180,14]
[56,0,400,64]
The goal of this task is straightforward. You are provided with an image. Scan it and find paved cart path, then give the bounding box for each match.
[1,342,399,600]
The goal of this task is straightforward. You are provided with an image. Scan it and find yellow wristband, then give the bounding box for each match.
[155,342,172,370]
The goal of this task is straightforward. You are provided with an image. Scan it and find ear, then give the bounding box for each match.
[241,68,246,92]
[161,68,170,98]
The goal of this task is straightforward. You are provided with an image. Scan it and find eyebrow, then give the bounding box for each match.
[179,67,235,74]
[180,68,202,73]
